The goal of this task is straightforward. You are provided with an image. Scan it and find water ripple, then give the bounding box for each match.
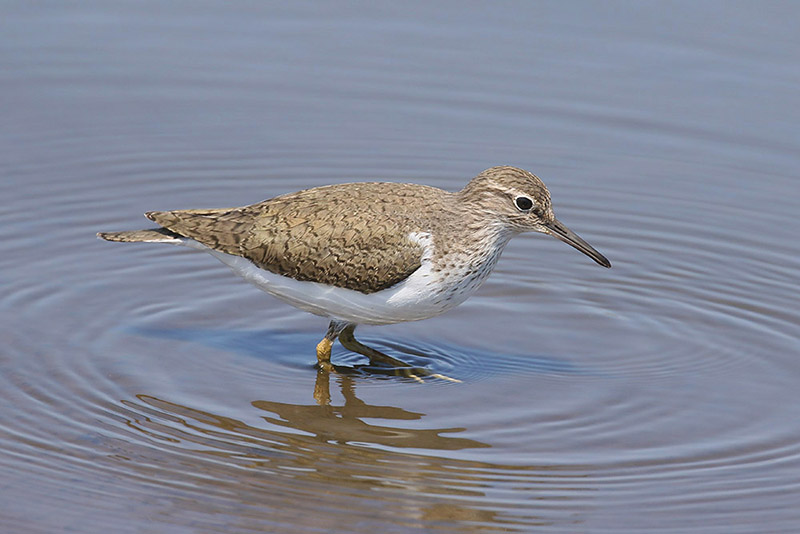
[2,107,800,534]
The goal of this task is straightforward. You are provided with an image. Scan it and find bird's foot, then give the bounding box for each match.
[316,321,460,383]
[338,324,460,383]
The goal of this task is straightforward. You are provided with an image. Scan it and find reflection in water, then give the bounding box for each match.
[272,370,488,450]
[114,389,529,531]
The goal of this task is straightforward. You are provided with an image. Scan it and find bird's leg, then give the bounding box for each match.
[339,324,461,382]
[338,324,413,369]
[327,323,460,382]
[316,320,347,372]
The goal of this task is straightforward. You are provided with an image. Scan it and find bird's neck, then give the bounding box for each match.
[433,219,514,270]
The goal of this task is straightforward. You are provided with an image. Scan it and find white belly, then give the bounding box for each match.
[179,231,506,326]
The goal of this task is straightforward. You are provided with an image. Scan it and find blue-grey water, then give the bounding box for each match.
[2,2,800,533]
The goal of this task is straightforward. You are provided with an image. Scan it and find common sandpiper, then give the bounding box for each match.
[98,166,610,376]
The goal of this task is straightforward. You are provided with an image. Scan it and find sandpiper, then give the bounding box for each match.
[98,166,610,374]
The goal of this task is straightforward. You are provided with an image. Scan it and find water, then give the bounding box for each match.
[2,2,800,532]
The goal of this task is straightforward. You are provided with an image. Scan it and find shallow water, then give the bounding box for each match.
[2,2,800,532]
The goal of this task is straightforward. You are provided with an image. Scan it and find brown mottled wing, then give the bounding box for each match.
[146,182,439,294]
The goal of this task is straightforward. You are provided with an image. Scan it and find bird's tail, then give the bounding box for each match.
[96,228,183,243]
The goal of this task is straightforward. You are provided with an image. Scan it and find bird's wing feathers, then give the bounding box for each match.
[146,184,433,294]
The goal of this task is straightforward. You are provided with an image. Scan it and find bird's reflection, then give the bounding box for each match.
[110,326,597,532]
[127,326,487,449]
[255,368,489,450]
[117,384,506,531]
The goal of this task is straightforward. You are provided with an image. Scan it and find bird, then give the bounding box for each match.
[98,165,610,375]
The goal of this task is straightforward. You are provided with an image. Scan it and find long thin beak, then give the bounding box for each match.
[544,219,611,268]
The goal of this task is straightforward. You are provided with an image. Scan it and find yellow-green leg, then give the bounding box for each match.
[339,324,413,368]
[338,323,460,382]
[316,321,346,372]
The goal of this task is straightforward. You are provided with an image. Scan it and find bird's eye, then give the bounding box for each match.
[514,196,534,212]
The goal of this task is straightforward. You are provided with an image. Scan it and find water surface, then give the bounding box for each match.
[2,2,800,532]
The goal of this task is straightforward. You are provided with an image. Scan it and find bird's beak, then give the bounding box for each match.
[543,219,611,268]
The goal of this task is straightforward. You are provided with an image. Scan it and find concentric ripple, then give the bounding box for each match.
[3,2,800,529]
[3,137,800,532]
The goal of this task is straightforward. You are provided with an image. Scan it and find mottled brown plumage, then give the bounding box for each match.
[144,182,455,293]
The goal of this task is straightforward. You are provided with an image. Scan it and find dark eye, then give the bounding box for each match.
[514,196,534,211]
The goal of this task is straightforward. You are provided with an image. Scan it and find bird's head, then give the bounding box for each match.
[459,166,611,268]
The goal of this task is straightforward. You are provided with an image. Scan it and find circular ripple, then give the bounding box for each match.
[3,140,800,533]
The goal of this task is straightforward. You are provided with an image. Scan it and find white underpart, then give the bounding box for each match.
[174,229,509,325]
